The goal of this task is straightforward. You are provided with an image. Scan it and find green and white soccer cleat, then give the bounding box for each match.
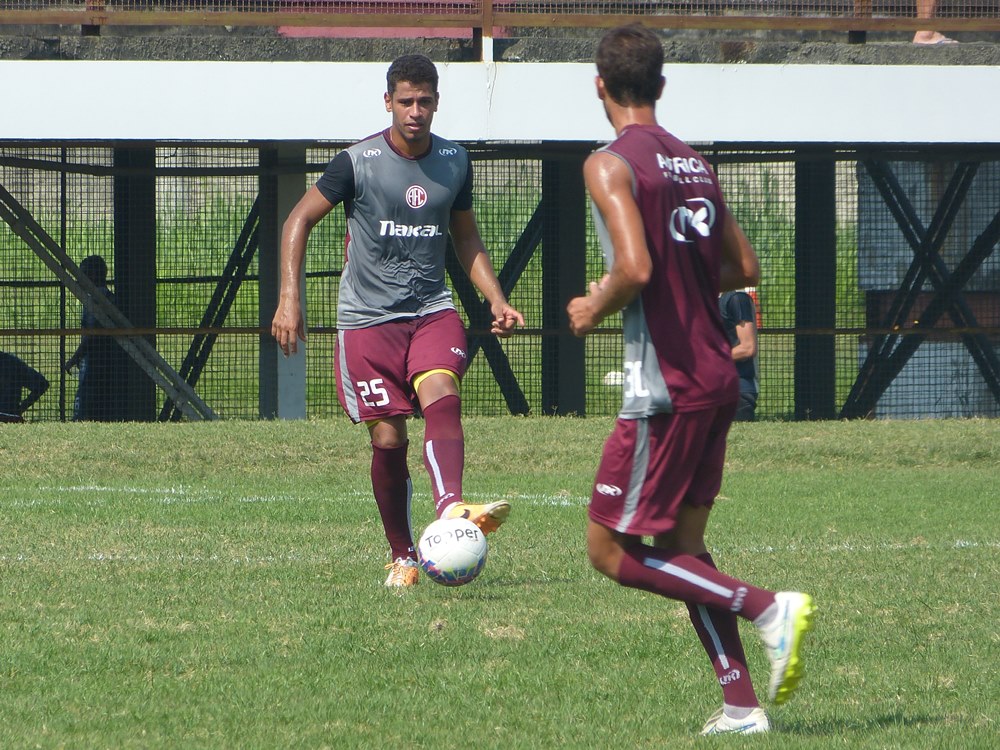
[700,706,771,735]
[759,591,816,704]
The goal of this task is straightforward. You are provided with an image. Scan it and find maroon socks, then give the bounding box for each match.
[421,395,465,515]
[371,442,414,560]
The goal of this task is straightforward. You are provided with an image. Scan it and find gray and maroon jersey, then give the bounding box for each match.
[316,129,473,329]
[593,123,737,417]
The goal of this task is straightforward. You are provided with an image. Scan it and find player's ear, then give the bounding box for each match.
[595,76,606,100]
[384,91,392,112]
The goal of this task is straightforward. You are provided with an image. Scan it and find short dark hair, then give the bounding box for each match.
[596,24,664,107]
[386,54,439,95]
[79,254,108,285]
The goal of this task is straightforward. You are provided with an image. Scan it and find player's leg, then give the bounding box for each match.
[651,512,815,707]
[589,409,813,714]
[368,416,419,587]
[409,311,510,534]
[667,421,815,708]
[336,325,419,586]
[413,369,464,516]
[597,409,772,616]
[656,512,766,731]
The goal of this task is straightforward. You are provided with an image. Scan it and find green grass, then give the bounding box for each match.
[0,417,997,748]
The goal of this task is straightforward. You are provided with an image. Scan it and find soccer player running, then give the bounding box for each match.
[271,54,523,588]
[566,25,814,735]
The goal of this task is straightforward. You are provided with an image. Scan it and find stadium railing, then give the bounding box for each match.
[2,2,1000,55]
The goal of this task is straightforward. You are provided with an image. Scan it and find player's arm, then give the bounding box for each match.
[731,319,757,361]
[719,208,760,292]
[449,208,524,338]
[729,293,758,361]
[64,341,85,372]
[566,151,651,337]
[271,185,336,356]
[18,366,49,414]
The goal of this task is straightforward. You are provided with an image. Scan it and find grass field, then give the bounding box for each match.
[1,417,997,749]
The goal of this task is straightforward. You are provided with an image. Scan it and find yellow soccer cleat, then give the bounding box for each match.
[445,500,511,535]
[759,592,816,704]
[384,557,420,588]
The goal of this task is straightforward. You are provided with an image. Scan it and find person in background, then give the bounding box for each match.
[64,254,128,421]
[913,0,957,45]
[719,289,759,422]
[0,350,49,423]
[271,54,523,588]
[566,24,814,736]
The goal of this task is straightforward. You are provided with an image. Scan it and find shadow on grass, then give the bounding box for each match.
[778,711,947,736]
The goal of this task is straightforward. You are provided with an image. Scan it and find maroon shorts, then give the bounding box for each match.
[588,403,736,536]
[335,309,469,423]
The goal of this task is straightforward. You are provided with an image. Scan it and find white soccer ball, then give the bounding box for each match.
[417,517,488,586]
[603,370,624,386]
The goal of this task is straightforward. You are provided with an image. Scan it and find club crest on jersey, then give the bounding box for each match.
[669,197,717,243]
[439,147,458,156]
[406,185,428,209]
[362,148,382,158]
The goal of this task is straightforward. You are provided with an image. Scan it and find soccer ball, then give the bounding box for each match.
[417,517,488,586]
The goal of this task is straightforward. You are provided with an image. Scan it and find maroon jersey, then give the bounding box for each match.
[594,124,737,415]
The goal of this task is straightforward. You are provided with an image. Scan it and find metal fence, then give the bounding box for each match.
[2,142,999,421]
[2,1,999,38]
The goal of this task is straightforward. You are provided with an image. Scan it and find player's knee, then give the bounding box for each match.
[587,540,621,581]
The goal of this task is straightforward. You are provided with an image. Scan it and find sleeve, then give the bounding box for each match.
[451,157,474,212]
[734,291,756,325]
[315,150,355,207]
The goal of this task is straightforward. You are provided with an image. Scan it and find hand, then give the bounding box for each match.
[271,298,306,356]
[566,277,607,337]
[490,302,524,339]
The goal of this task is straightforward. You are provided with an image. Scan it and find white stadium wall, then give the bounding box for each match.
[2,60,999,143]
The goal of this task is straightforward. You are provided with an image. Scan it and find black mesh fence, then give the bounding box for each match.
[2,142,999,422]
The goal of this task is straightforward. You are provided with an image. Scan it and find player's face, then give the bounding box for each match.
[385,81,439,155]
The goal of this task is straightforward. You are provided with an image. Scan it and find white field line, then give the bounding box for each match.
[1,484,995,567]
[2,536,997,568]
[17,485,586,507]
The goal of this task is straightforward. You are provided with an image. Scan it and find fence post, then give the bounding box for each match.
[258,143,308,420]
[113,146,158,421]
[541,147,588,416]
[794,154,837,419]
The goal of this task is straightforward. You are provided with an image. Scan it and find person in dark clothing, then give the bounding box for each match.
[64,255,128,421]
[0,351,49,422]
[719,289,759,422]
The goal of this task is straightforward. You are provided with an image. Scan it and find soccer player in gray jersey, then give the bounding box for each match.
[272,54,523,588]
[567,26,814,735]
